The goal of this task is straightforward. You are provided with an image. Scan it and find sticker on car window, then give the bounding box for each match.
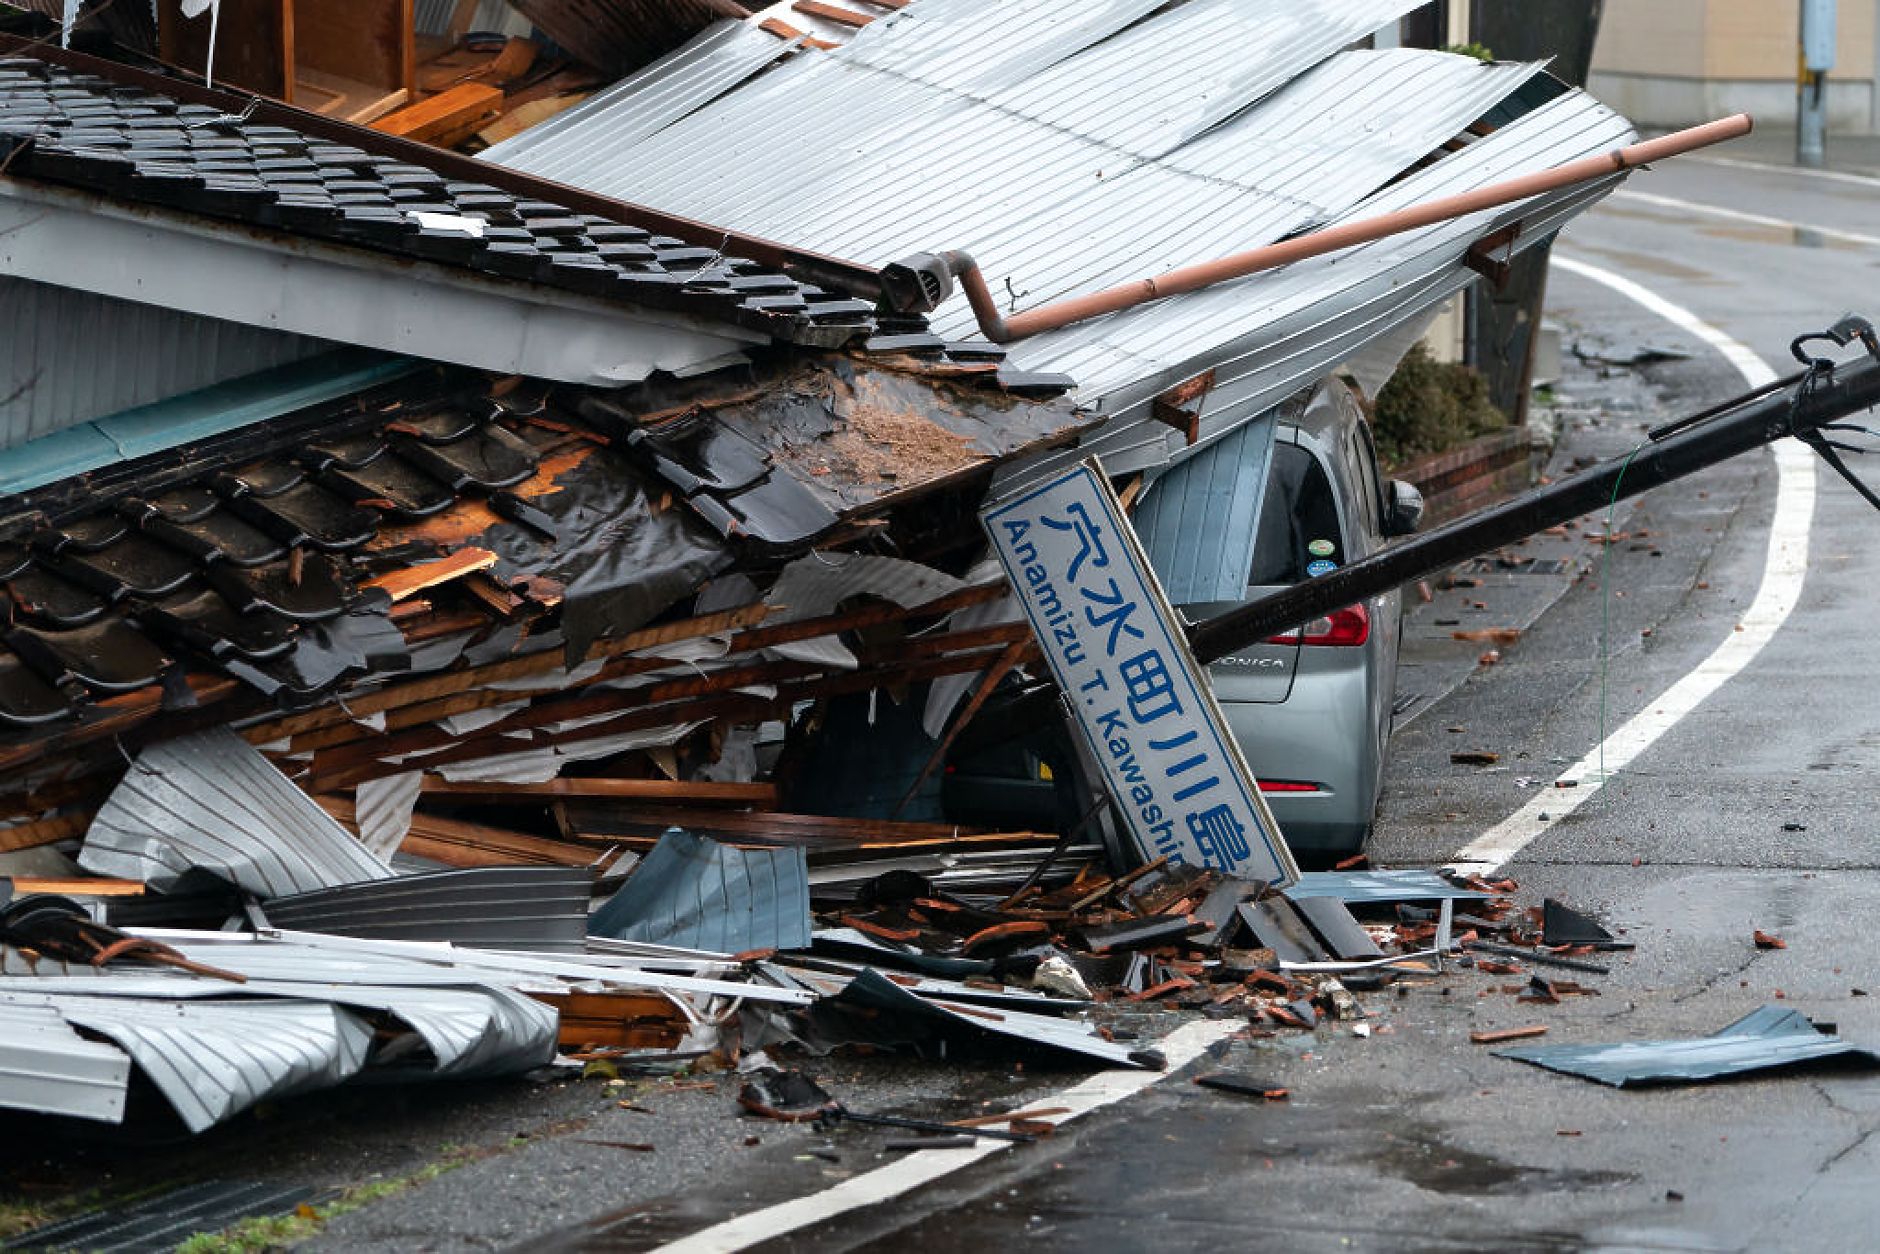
[1306,558,1337,577]
[1307,539,1335,557]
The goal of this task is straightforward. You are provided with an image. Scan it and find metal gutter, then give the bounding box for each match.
[0,34,887,302]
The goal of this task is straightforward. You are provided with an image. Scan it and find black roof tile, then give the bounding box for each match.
[0,56,883,348]
[10,620,172,693]
[0,647,75,726]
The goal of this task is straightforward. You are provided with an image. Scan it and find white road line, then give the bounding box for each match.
[1448,254,1813,874]
[1609,188,1880,250]
[1686,152,1880,192]
[656,1018,1242,1254]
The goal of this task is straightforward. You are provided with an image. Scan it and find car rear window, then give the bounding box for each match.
[1248,442,1343,585]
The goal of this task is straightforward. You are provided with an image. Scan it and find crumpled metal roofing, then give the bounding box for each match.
[1282,870,1491,902]
[0,996,131,1123]
[485,0,1634,474]
[0,990,372,1133]
[261,866,593,953]
[0,930,568,1130]
[78,727,394,897]
[589,829,811,953]
[1497,1006,1880,1088]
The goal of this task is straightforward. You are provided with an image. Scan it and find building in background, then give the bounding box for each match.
[1590,1,1879,134]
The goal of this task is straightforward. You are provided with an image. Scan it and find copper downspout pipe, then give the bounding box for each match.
[943,113,1753,344]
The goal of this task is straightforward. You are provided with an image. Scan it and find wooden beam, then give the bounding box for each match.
[10,877,144,897]
[0,811,91,854]
[419,779,778,806]
[316,795,616,869]
[370,82,504,144]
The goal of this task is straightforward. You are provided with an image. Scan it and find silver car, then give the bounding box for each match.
[1133,377,1422,859]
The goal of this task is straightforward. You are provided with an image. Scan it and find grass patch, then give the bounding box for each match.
[172,1145,480,1254]
[0,1197,56,1241]
[1372,344,1509,468]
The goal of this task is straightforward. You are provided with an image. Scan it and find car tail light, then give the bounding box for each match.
[1257,779,1328,793]
[1263,602,1369,647]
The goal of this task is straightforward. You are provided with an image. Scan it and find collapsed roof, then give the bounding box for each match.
[483,0,1636,476]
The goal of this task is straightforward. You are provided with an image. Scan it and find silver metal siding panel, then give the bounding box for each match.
[0,276,328,451]
[262,866,592,953]
[1134,414,1277,604]
[0,999,131,1122]
[588,829,811,953]
[481,20,790,171]
[79,727,394,897]
[0,991,371,1133]
[415,0,528,35]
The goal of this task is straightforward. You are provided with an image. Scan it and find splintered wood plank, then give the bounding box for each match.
[561,803,1031,847]
[296,68,409,123]
[476,93,591,146]
[486,37,539,83]
[533,990,688,1050]
[420,779,778,806]
[10,878,144,897]
[365,547,498,601]
[370,82,504,143]
[793,0,874,27]
[239,603,774,744]
[0,811,92,853]
[316,795,611,868]
[757,19,841,49]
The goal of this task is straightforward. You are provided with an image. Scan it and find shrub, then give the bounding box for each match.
[1371,344,1508,468]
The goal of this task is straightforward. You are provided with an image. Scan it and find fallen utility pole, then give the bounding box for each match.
[965,317,1880,750]
[1188,316,1880,662]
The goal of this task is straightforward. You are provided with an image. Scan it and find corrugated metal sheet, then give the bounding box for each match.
[354,770,424,859]
[1282,870,1490,902]
[0,998,130,1123]
[1498,1006,1880,1088]
[589,829,811,952]
[0,964,563,1077]
[79,727,395,897]
[830,968,1153,1068]
[485,1,1632,477]
[0,990,372,1133]
[482,20,790,169]
[262,866,592,953]
[0,348,416,496]
[414,0,532,36]
[506,0,739,75]
[764,552,967,668]
[1134,413,1277,604]
[0,275,330,452]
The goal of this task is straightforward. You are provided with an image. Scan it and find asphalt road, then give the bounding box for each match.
[482,153,1880,1254]
[582,152,1880,1251]
[9,151,1879,1254]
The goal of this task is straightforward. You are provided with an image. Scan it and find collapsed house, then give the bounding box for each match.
[0,0,1646,1135]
